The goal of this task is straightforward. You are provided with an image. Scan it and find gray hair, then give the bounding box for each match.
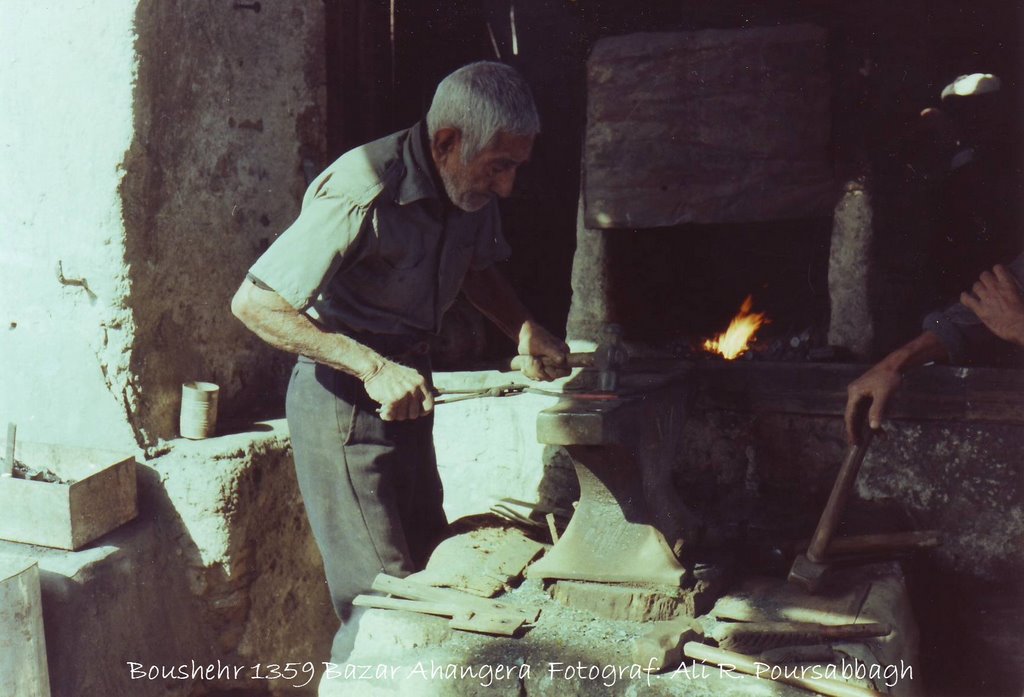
[426,61,540,161]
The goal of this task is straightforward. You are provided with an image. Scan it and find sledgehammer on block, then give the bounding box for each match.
[788,428,876,593]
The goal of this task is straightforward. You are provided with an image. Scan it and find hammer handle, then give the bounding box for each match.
[792,530,941,557]
[508,352,593,371]
[806,429,875,564]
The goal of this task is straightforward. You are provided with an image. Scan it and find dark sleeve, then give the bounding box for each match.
[921,252,1024,362]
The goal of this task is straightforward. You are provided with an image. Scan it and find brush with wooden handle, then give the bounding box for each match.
[712,620,891,654]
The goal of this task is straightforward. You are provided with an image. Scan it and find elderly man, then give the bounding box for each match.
[231,61,568,667]
[845,256,1024,443]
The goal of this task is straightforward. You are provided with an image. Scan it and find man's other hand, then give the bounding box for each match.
[516,321,570,381]
[845,364,902,444]
[362,361,434,421]
[961,264,1024,347]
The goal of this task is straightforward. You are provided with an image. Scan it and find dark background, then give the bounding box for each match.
[324,0,1022,363]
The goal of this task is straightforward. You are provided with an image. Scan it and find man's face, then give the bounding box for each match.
[432,129,534,212]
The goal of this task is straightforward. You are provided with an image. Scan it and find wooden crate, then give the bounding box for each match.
[0,442,137,550]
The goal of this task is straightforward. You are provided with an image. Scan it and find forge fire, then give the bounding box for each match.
[702,295,769,360]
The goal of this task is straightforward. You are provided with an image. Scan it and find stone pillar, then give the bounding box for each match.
[827,180,875,358]
[566,193,612,351]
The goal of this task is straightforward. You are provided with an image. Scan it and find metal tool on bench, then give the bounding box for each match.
[634,614,890,672]
[352,573,539,637]
[710,619,891,653]
[507,352,594,371]
[788,426,876,593]
[433,383,528,404]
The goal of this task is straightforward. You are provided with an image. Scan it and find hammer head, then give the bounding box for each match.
[594,323,628,392]
[787,553,828,593]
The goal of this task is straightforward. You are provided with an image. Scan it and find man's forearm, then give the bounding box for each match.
[877,330,950,373]
[231,280,385,379]
[460,265,535,342]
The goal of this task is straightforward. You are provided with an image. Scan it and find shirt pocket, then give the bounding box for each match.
[437,233,477,312]
[372,208,427,270]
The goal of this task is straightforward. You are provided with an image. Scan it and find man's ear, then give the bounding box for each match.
[431,127,461,165]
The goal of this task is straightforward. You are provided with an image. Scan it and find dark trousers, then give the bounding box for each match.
[285,355,447,661]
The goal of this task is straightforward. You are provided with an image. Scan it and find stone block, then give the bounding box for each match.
[0,558,50,697]
[584,25,834,228]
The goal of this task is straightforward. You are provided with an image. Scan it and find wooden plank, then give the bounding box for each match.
[409,528,546,598]
[371,574,539,622]
[966,369,1024,422]
[352,595,524,637]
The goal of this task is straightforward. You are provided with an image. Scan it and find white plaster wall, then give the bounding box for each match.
[0,2,140,452]
[433,372,568,523]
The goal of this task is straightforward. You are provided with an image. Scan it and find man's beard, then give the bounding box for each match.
[439,168,492,213]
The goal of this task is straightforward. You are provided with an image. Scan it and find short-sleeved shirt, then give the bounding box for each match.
[922,252,1024,362]
[249,122,510,336]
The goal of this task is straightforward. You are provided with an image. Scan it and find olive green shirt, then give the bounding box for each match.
[249,122,510,335]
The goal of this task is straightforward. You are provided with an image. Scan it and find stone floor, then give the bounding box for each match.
[322,527,921,697]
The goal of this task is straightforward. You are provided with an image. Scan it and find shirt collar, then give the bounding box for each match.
[396,121,454,213]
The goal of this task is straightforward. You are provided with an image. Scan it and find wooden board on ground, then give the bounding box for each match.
[355,573,540,637]
[372,574,539,623]
[408,525,545,598]
[352,595,525,637]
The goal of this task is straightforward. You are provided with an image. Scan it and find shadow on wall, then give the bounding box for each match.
[118,0,324,447]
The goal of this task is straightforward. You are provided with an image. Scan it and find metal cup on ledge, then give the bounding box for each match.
[179,381,220,439]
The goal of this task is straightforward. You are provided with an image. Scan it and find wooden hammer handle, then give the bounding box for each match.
[508,352,593,371]
[822,530,941,557]
[806,428,875,564]
[724,621,891,640]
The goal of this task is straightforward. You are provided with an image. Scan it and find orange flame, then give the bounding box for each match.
[703,295,768,360]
